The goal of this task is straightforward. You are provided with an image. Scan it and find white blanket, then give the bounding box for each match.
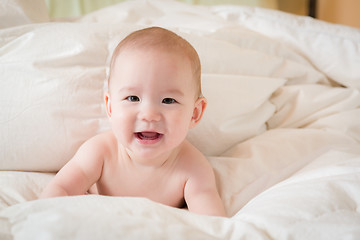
[1,0,360,239]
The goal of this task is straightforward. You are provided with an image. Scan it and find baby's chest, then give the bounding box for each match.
[97,167,187,207]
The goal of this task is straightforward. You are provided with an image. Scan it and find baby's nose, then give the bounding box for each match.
[139,104,161,122]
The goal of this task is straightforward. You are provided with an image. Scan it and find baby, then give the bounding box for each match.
[40,27,226,217]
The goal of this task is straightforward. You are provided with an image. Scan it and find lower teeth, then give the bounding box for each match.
[138,133,158,140]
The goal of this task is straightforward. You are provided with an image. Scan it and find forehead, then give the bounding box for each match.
[111,48,196,91]
[114,47,191,74]
[116,45,189,64]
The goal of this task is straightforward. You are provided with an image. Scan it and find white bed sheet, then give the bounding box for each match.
[1,0,360,239]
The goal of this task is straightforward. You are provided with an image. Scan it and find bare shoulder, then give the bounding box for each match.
[181,140,210,165]
[78,131,117,158]
[70,131,118,172]
[179,140,214,177]
[40,131,118,198]
[69,131,118,181]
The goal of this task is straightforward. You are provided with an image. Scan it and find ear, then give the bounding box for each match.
[190,97,207,129]
[105,92,112,118]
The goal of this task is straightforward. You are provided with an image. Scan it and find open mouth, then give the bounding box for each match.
[135,132,163,143]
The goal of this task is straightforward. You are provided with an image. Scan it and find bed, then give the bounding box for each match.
[1,0,360,239]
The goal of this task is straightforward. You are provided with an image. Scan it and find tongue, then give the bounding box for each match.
[139,132,159,140]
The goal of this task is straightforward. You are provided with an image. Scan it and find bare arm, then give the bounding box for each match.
[184,156,226,217]
[39,136,105,199]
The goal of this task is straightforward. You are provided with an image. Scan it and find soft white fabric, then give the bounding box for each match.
[1,0,360,239]
[0,20,290,170]
[1,8,319,170]
[1,140,360,239]
[188,74,285,155]
[0,23,111,171]
[268,84,360,128]
[0,171,54,210]
[0,0,49,29]
[211,6,360,89]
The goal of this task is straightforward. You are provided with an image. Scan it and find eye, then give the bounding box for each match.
[162,98,177,104]
[126,96,140,102]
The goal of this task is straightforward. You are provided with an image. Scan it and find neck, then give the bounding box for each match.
[119,144,182,172]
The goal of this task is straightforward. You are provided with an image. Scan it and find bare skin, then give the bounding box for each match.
[41,131,225,216]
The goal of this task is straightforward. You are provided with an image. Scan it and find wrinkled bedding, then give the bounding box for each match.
[1,0,360,239]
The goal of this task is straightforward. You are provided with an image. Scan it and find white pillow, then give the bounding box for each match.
[0,0,49,29]
[188,74,285,156]
[0,23,111,172]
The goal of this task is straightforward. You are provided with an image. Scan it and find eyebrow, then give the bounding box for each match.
[164,89,185,97]
[117,87,139,94]
[118,87,184,96]
[117,86,185,97]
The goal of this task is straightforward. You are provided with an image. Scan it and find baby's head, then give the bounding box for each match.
[105,27,207,162]
[108,27,202,98]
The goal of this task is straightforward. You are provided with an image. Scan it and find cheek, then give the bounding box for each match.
[167,109,193,134]
[109,107,136,139]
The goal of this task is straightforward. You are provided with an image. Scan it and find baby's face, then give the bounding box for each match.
[107,48,200,163]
